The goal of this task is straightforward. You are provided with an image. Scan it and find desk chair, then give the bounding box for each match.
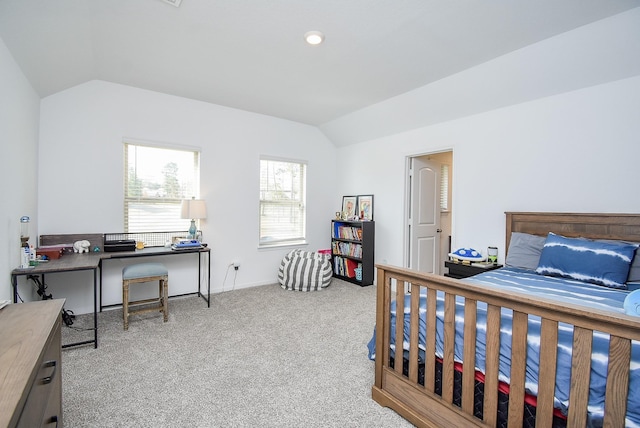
[122,263,168,330]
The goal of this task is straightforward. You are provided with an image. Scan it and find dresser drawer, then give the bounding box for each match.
[17,319,62,428]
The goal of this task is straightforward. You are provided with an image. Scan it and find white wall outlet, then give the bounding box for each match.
[232,260,240,270]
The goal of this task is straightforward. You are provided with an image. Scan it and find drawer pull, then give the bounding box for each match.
[47,415,59,427]
[42,360,57,384]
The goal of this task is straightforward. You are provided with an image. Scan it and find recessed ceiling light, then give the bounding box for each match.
[304,31,324,46]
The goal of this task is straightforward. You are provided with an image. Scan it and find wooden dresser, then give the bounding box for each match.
[0,299,64,428]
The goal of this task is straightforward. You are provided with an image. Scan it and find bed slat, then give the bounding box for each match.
[374,267,390,390]
[394,281,405,377]
[567,326,593,427]
[442,293,456,403]
[603,335,631,427]
[424,287,437,393]
[507,310,528,427]
[483,304,501,426]
[536,318,559,428]
[409,288,420,383]
[462,298,477,414]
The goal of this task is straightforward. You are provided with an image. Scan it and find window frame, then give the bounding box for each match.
[123,140,201,233]
[258,156,307,248]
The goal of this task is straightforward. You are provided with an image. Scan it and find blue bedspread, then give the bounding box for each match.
[367,267,640,428]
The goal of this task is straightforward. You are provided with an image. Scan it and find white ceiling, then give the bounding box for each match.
[0,0,638,126]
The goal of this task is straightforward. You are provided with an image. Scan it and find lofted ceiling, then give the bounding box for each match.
[0,0,638,126]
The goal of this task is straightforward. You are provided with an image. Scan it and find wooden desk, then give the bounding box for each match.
[100,246,211,309]
[10,246,211,349]
[11,254,100,349]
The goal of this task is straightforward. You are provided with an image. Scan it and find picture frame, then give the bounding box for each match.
[357,195,374,221]
[341,196,357,219]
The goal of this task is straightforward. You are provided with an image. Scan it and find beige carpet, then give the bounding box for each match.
[61,279,414,427]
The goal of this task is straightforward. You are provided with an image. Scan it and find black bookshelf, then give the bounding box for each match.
[331,220,375,286]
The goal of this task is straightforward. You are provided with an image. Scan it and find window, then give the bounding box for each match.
[124,142,200,232]
[440,164,450,211]
[259,157,306,247]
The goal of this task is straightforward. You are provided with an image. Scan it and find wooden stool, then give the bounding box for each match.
[122,262,169,330]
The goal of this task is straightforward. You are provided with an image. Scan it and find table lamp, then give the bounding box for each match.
[181,197,207,239]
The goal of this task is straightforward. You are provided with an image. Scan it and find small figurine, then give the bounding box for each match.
[73,240,90,254]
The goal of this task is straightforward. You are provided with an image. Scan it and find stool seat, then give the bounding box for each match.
[122,262,169,330]
[123,262,168,280]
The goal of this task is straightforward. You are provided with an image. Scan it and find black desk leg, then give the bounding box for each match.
[196,251,211,308]
[93,267,98,348]
[197,253,202,299]
[99,259,103,312]
[12,275,18,303]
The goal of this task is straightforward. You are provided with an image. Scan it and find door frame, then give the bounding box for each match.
[403,149,454,273]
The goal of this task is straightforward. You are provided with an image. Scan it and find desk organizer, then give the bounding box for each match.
[103,231,202,248]
[104,239,136,252]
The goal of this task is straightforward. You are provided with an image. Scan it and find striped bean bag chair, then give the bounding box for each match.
[278,249,332,291]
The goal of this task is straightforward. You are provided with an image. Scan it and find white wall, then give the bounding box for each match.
[333,9,640,272]
[36,81,337,313]
[337,76,640,271]
[0,37,40,303]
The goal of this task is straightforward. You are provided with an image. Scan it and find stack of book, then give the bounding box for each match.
[331,241,363,258]
[332,257,362,278]
[332,223,363,241]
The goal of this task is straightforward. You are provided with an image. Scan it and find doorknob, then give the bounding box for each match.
[436,229,442,233]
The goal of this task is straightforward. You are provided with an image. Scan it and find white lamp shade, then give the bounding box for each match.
[181,198,207,219]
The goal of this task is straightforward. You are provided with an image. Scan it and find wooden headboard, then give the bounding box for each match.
[505,212,640,255]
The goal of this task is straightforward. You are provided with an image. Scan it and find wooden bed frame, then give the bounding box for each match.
[372,212,640,427]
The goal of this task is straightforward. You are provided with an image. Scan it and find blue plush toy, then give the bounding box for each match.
[623,289,640,316]
[448,248,485,262]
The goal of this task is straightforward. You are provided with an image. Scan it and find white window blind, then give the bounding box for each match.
[440,164,450,211]
[124,142,200,232]
[259,158,306,247]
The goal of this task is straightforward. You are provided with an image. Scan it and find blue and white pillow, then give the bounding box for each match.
[535,232,638,289]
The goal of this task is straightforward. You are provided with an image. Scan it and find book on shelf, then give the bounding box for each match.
[332,256,361,279]
[333,222,363,241]
[345,258,358,278]
[471,261,497,268]
[332,241,362,258]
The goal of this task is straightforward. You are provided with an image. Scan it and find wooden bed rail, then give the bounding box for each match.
[372,264,640,428]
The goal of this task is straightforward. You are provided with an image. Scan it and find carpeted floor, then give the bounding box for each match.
[61,279,414,427]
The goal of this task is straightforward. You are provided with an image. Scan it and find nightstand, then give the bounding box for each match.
[444,260,503,279]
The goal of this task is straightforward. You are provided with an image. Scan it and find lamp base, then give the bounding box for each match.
[188,220,197,240]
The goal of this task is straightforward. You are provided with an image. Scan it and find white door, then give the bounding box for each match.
[408,157,441,273]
